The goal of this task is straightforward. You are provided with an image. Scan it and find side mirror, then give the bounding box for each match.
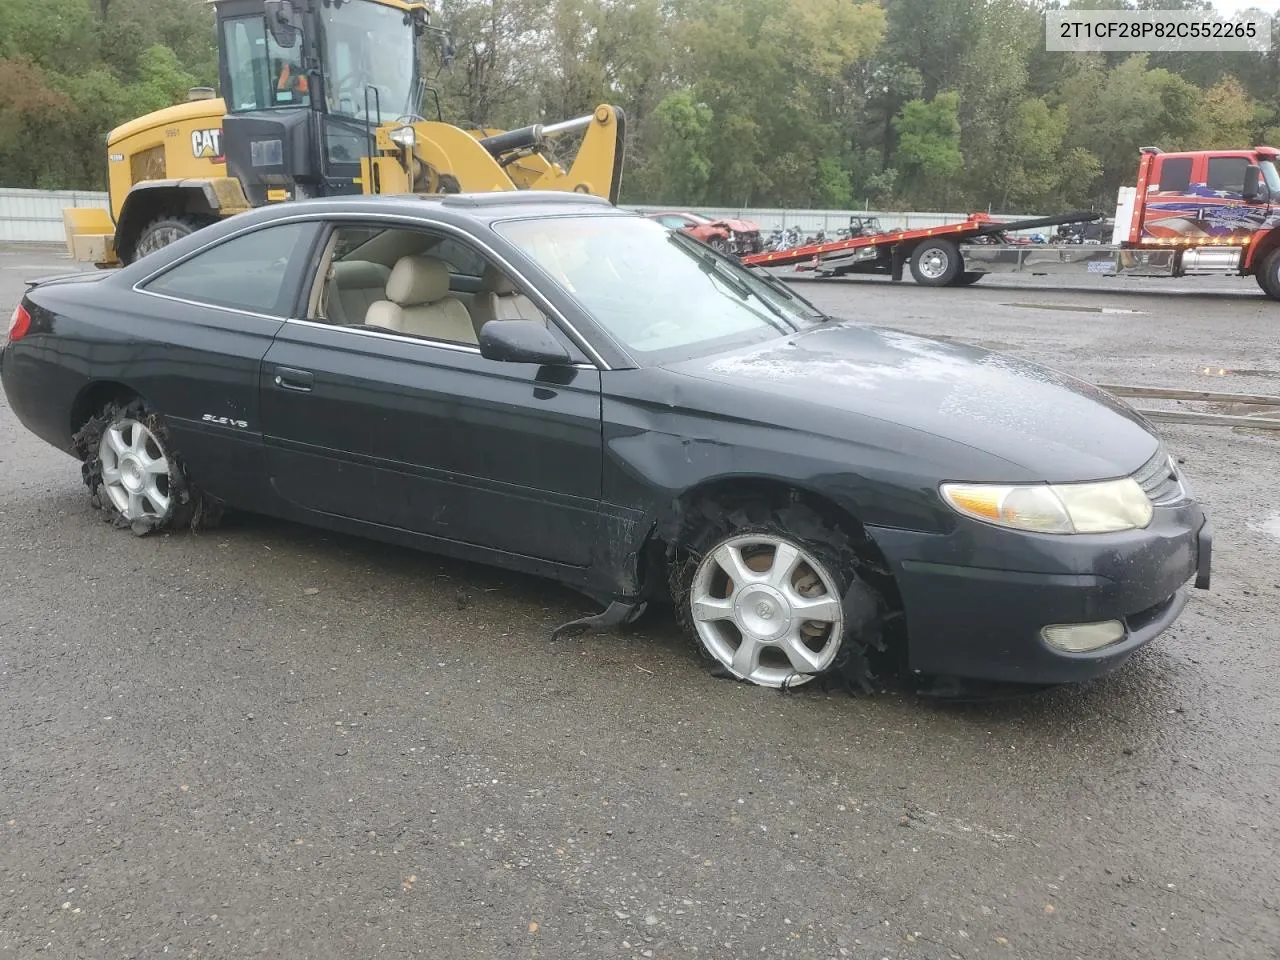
[1244,163,1267,202]
[478,319,570,365]
[264,0,300,48]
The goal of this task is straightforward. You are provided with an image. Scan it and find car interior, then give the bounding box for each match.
[305,225,551,346]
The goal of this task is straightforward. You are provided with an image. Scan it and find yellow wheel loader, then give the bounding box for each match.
[63,0,626,266]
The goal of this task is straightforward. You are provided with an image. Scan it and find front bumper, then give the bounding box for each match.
[866,503,1212,686]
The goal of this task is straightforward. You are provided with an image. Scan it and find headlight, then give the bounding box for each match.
[940,478,1153,534]
[389,125,417,148]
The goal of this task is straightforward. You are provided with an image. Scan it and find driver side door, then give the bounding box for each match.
[257,217,604,568]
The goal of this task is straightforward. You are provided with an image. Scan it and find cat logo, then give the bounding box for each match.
[191,128,224,162]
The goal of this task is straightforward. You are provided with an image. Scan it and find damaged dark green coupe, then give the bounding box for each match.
[2,192,1211,694]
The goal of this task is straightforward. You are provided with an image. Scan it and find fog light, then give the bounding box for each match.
[1041,620,1126,653]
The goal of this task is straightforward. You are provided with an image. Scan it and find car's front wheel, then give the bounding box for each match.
[71,398,221,534]
[669,498,885,692]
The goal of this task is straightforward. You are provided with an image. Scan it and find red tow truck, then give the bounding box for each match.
[743,146,1280,299]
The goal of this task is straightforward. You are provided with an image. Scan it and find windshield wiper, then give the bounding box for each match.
[667,233,792,327]
[745,264,833,321]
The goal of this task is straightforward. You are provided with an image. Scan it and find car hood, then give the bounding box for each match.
[713,219,759,232]
[662,322,1160,482]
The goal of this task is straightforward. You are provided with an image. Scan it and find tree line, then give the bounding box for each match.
[1,0,1276,213]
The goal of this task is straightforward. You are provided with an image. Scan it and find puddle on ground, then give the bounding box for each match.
[1002,302,1146,315]
[1199,366,1280,380]
[1247,515,1280,541]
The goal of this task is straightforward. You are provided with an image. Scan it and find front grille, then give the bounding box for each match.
[1132,443,1187,506]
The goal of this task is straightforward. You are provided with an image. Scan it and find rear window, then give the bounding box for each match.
[141,222,310,314]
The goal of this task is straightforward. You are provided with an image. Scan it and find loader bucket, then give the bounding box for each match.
[63,207,119,266]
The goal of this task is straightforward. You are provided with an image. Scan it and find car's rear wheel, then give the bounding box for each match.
[669,498,886,692]
[71,398,221,534]
[909,238,962,286]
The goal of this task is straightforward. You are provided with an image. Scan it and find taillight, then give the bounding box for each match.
[7,303,31,342]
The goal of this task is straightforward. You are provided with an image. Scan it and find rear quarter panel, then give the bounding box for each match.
[3,274,285,507]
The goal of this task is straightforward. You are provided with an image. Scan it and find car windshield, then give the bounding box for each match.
[320,0,418,121]
[494,215,827,360]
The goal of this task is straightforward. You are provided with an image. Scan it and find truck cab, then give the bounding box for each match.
[1133,146,1280,245]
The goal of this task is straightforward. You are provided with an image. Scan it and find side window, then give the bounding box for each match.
[142,222,310,314]
[426,237,488,277]
[306,223,558,349]
[657,215,688,228]
[221,15,310,112]
[1207,156,1248,195]
[1155,157,1192,193]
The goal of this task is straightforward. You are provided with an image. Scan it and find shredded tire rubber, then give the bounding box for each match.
[70,397,224,536]
[667,495,891,696]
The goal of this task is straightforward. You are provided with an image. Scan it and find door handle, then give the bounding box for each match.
[273,366,314,392]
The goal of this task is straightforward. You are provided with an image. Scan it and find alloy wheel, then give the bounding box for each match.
[97,418,173,523]
[689,533,846,688]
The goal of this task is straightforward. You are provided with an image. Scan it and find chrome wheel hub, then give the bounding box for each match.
[97,418,172,522]
[690,534,845,688]
[734,584,792,641]
[918,248,948,279]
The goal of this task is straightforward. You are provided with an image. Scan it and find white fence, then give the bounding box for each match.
[0,188,110,243]
[0,187,1048,243]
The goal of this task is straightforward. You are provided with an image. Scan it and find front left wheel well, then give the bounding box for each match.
[652,478,907,692]
[639,477,903,611]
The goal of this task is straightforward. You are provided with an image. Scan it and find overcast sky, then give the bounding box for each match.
[1209,0,1280,13]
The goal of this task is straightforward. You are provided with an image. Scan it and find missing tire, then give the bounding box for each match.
[70,397,223,535]
[668,495,891,695]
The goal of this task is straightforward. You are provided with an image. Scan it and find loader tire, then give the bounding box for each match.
[130,214,215,263]
[909,238,962,286]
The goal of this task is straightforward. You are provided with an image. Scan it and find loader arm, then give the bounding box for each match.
[483,106,626,204]
[381,105,626,203]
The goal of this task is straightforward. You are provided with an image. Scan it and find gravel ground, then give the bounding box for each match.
[1,244,1277,960]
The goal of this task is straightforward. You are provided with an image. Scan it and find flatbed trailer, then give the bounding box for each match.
[741,210,1105,283]
[742,145,1280,299]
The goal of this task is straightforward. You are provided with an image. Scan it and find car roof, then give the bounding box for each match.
[239,191,633,228]
[108,191,642,286]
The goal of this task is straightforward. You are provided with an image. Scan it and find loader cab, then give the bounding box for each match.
[1139,147,1280,243]
[214,0,427,204]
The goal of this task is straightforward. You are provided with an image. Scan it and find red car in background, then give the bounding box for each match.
[644,210,764,257]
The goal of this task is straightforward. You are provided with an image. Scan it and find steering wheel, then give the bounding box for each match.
[336,70,378,107]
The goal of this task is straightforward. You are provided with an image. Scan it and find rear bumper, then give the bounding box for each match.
[866,504,1211,686]
[0,338,80,455]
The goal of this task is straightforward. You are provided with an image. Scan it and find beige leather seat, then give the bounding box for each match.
[366,255,477,344]
[472,264,547,333]
[325,260,390,324]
